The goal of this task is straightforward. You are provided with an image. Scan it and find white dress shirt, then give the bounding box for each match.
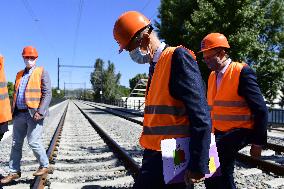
[216,58,232,90]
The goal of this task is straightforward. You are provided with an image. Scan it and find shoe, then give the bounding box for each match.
[0,172,21,184]
[33,167,49,176]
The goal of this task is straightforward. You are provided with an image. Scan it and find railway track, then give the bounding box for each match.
[1,100,283,188]
[81,101,284,152]
[79,100,284,188]
[0,101,68,189]
[1,100,142,189]
[34,101,141,188]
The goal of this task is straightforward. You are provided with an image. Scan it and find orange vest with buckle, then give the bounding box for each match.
[0,57,12,123]
[140,47,191,151]
[13,67,43,110]
[207,62,254,132]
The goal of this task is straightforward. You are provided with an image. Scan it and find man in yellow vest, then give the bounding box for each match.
[0,55,12,141]
[1,46,52,184]
[113,11,212,188]
[200,33,268,189]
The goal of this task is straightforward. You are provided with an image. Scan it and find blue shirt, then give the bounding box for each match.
[16,66,36,110]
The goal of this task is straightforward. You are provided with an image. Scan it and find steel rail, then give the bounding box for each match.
[80,100,284,176]
[81,101,143,126]
[31,102,69,189]
[236,153,284,176]
[74,101,140,179]
[265,143,284,154]
[82,101,144,117]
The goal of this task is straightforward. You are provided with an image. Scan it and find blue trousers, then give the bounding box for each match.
[9,112,49,173]
[204,128,252,189]
[133,149,187,189]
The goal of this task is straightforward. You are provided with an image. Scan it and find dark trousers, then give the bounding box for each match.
[204,128,252,189]
[133,149,187,189]
[0,133,3,141]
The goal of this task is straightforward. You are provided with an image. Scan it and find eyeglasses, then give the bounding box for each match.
[202,51,221,62]
[24,56,36,60]
[126,25,153,51]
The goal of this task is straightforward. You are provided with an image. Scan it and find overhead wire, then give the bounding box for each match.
[71,0,84,65]
[140,0,158,25]
[21,0,58,57]
[140,0,152,12]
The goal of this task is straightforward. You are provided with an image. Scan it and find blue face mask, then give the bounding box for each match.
[129,46,151,64]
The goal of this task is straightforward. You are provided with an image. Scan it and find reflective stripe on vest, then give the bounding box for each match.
[0,93,9,100]
[144,105,186,116]
[143,125,190,135]
[0,82,7,88]
[25,97,41,101]
[26,89,41,92]
[213,100,248,107]
[213,114,252,121]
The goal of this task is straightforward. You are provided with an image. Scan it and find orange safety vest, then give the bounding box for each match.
[0,57,12,123]
[140,46,191,151]
[207,62,254,132]
[13,67,43,110]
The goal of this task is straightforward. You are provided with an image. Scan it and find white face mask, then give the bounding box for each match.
[129,46,151,64]
[24,59,36,68]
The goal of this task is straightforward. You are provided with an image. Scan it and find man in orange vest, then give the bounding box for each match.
[200,33,268,189]
[113,11,212,188]
[0,55,12,142]
[1,46,52,184]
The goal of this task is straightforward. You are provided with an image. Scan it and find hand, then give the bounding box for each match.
[184,170,205,185]
[33,112,43,121]
[250,144,262,158]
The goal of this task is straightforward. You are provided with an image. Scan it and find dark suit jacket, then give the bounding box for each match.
[149,46,212,174]
[238,66,268,145]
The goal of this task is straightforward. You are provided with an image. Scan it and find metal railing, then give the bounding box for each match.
[101,99,145,111]
[268,108,284,126]
[85,98,284,127]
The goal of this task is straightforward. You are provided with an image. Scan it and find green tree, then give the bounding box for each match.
[90,59,122,101]
[52,88,64,98]
[103,61,122,100]
[156,0,284,104]
[7,81,14,99]
[118,85,130,97]
[129,73,148,91]
[90,58,104,100]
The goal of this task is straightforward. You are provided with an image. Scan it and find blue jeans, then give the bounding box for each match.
[204,128,252,189]
[9,112,49,173]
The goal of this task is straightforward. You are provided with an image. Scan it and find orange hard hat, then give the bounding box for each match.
[113,11,151,53]
[22,46,38,58]
[200,33,230,52]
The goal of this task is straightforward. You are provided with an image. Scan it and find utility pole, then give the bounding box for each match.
[84,82,86,100]
[100,63,103,103]
[57,58,60,90]
[59,63,93,97]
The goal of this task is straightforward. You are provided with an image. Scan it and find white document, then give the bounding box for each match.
[161,134,220,184]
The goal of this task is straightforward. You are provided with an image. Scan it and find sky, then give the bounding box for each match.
[0,0,161,90]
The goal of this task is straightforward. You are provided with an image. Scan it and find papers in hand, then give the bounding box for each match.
[161,133,220,184]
